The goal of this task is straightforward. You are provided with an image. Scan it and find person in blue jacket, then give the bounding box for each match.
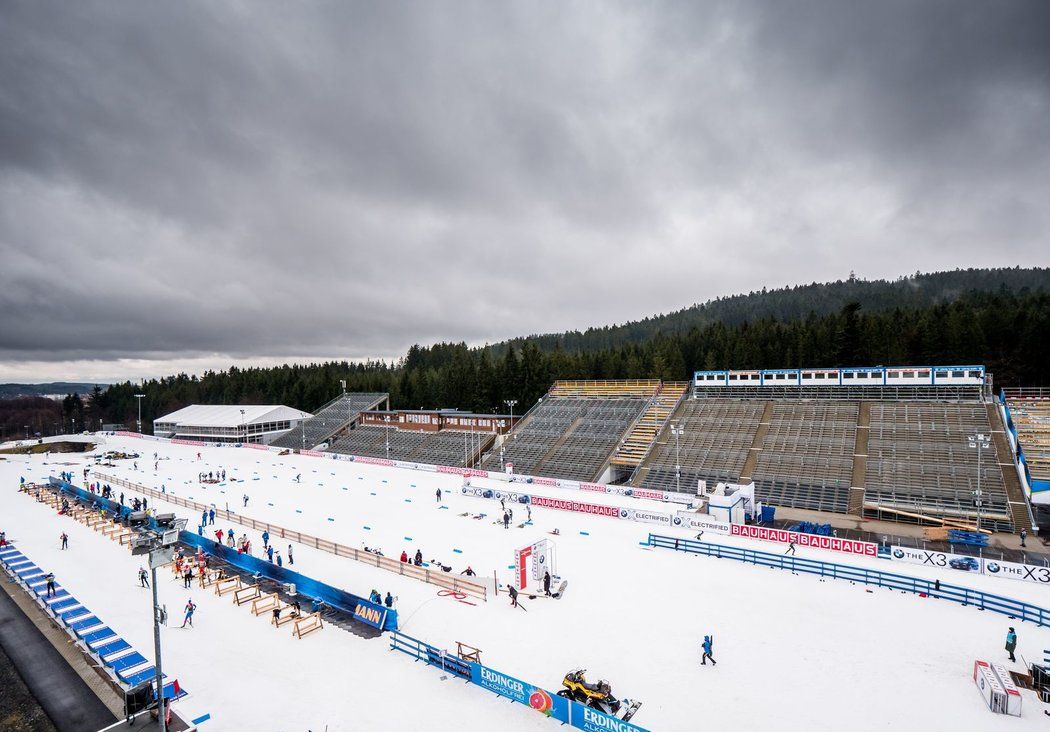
[208,508,215,525]
[262,530,270,549]
[701,635,716,666]
[1006,627,1017,662]
[267,545,274,563]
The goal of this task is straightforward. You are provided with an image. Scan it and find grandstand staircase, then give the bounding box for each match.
[533,417,584,476]
[987,403,1033,534]
[610,382,690,468]
[738,401,774,482]
[847,402,870,515]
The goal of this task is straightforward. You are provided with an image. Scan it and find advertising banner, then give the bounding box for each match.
[672,513,731,535]
[579,482,608,493]
[570,701,647,732]
[300,449,325,458]
[353,601,389,630]
[354,456,394,466]
[731,524,878,557]
[888,546,983,574]
[529,495,621,518]
[982,558,1050,585]
[468,663,569,723]
[618,508,671,526]
[629,488,665,501]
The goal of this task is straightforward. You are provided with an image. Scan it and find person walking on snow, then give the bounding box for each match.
[139,568,149,588]
[181,599,196,628]
[276,552,283,568]
[436,488,442,502]
[243,494,249,507]
[60,532,68,550]
[215,529,224,543]
[543,571,552,596]
[701,636,716,665]
[503,512,510,529]
[287,544,293,565]
[201,510,207,527]
[1006,627,1018,662]
[267,545,274,563]
[262,531,270,549]
[785,541,797,556]
[294,474,301,483]
[1020,529,1027,548]
[509,584,519,607]
[209,509,215,525]
[45,572,56,597]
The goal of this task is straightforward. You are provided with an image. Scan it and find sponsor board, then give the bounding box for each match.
[731,524,878,557]
[468,664,569,722]
[300,449,325,458]
[172,438,206,446]
[579,482,609,493]
[889,546,983,573]
[352,601,388,630]
[630,488,665,501]
[618,508,671,526]
[529,495,620,518]
[672,513,731,535]
[243,443,270,451]
[570,701,647,732]
[354,456,394,466]
[982,558,1050,585]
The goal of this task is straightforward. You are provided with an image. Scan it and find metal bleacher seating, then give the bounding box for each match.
[328,426,494,467]
[638,399,765,493]
[864,402,1013,531]
[271,392,387,449]
[1006,394,1050,485]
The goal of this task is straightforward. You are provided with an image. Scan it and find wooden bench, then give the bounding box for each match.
[215,577,242,597]
[233,585,261,606]
[292,612,323,639]
[250,592,282,616]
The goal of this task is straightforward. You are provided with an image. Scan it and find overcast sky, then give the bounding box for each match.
[1,1,1048,383]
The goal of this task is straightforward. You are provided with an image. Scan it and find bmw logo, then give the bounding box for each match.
[526,478,533,484]
[620,509,628,518]
[673,517,683,526]
[893,549,904,559]
[986,562,1000,573]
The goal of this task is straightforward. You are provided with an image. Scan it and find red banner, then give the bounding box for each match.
[730,524,877,557]
[436,465,489,478]
[631,488,665,501]
[578,482,608,493]
[172,438,205,446]
[354,455,394,466]
[300,449,325,458]
[529,495,620,517]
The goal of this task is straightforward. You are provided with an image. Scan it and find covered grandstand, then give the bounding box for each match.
[1003,389,1050,504]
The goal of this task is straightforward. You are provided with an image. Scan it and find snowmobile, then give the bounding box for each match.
[557,669,642,720]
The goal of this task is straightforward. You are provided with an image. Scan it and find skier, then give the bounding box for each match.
[60,532,68,550]
[1006,627,1017,662]
[462,566,476,576]
[701,635,716,665]
[181,599,196,628]
[209,509,215,525]
[509,584,519,607]
[543,570,552,596]
[294,474,301,483]
[503,512,510,529]
[785,541,797,556]
[287,544,294,565]
[139,567,150,588]
[436,488,442,503]
[526,505,532,522]
[45,572,56,597]
[243,494,249,507]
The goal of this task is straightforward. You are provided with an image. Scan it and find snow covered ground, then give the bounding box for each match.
[2,434,1049,731]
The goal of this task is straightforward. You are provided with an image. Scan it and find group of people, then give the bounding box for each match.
[198,469,226,483]
[368,588,396,608]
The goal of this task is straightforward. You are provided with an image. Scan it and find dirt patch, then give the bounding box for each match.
[0,441,96,455]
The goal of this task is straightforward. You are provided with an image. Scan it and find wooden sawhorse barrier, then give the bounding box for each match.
[292,612,323,639]
[215,576,242,597]
[233,585,261,606]
[250,592,282,616]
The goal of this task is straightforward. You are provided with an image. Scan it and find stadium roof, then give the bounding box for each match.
[155,404,311,427]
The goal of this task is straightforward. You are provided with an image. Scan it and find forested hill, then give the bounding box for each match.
[490,267,1050,356]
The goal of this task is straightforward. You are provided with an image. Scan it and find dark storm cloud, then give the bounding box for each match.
[1,1,1048,380]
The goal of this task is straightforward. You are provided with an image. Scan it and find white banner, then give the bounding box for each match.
[672,512,731,535]
[888,546,983,574]
[618,508,671,526]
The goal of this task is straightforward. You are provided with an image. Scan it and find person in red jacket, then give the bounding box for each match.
[400,550,408,563]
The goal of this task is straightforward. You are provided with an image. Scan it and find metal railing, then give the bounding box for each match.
[93,472,487,601]
[647,533,1050,627]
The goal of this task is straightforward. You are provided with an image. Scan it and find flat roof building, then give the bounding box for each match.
[153,404,312,444]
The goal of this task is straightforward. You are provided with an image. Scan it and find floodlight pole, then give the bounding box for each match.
[969,432,991,532]
[671,424,684,493]
[505,400,517,440]
[151,561,166,732]
[135,394,146,433]
[239,409,246,443]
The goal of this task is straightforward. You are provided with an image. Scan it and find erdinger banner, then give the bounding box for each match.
[530,495,620,518]
[731,524,878,557]
[468,664,569,723]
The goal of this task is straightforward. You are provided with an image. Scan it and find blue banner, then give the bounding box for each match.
[570,700,646,732]
[353,602,388,630]
[469,663,569,723]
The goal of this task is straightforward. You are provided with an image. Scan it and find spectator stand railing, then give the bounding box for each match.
[647,533,1050,627]
[92,472,487,601]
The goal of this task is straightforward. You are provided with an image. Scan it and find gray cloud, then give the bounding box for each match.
[1,1,1048,381]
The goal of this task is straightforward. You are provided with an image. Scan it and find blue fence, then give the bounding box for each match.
[48,478,397,630]
[390,631,648,731]
[648,533,1050,627]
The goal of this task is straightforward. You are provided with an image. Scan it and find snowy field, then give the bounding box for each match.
[2,433,1049,731]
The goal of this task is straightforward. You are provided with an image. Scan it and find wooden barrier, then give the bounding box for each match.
[93,472,490,602]
[292,612,323,639]
[233,585,261,606]
[103,524,123,538]
[116,530,134,545]
[273,609,299,628]
[250,592,281,616]
[215,577,242,596]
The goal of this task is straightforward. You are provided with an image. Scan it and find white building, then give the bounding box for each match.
[152,404,312,444]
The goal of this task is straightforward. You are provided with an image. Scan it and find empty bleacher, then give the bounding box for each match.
[863,402,1013,531]
[328,426,494,467]
[611,382,690,467]
[271,392,387,450]
[1005,393,1050,485]
[635,399,765,493]
[481,381,653,481]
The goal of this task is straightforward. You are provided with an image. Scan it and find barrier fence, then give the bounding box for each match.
[648,533,1050,627]
[92,472,487,601]
[390,631,648,732]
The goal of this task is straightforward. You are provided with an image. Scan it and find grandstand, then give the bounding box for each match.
[270,393,387,450]
[329,424,494,467]
[1003,389,1050,501]
[480,381,656,482]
